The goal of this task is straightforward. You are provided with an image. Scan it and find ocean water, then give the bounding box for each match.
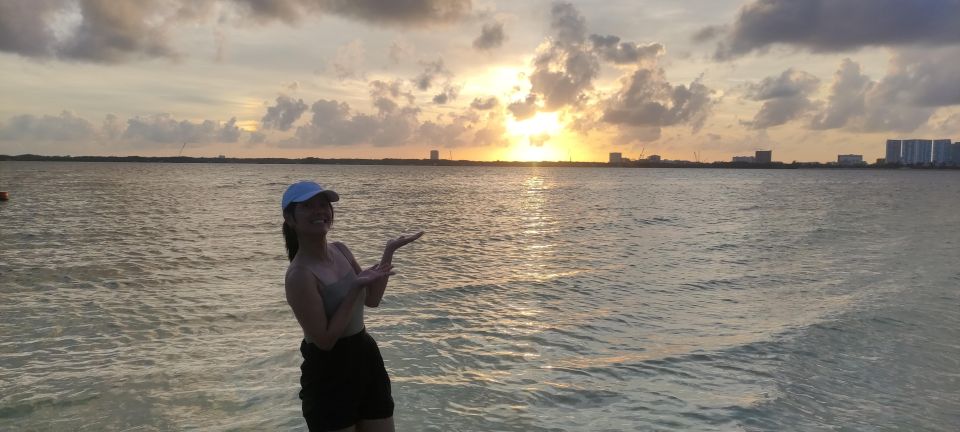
[1,161,958,431]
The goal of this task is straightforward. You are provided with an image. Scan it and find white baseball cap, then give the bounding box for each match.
[281,181,339,212]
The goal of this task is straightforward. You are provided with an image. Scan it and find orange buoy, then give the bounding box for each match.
[0,191,8,201]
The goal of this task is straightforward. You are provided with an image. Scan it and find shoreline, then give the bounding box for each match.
[2,154,958,169]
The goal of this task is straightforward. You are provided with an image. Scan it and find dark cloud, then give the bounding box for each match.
[232,0,473,25]
[470,97,499,110]
[530,42,599,110]
[292,100,389,147]
[0,0,61,58]
[473,21,505,50]
[744,69,820,101]
[889,47,960,107]
[0,0,183,62]
[219,117,242,142]
[249,131,267,144]
[0,0,472,63]
[810,59,871,130]
[261,96,308,131]
[742,69,820,129]
[413,58,451,91]
[550,2,587,46]
[123,114,242,145]
[713,0,960,59]
[292,79,420,147]
[0,111,97,142]
[508,94,539,120]
[314,0,472,26]
[691,25,726,43]
[589,35,663,64]
[808,52,960,133]
[432,85,460,104]
[601,69,715,133]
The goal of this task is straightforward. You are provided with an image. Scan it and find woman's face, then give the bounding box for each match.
[290,194,333,235]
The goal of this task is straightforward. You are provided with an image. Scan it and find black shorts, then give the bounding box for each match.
[299,329,394,431]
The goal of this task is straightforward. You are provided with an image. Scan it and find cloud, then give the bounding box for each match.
[507,94,539,120]
[740,69,820,129]
[0,0,472,63]
[712,0,960,60]
[432,85,460,104]
[470,97,498,110]
[588,35,664,65]
[0,110,97,142]
[0,0,183,63]
[122,114,242,145]
[288,76,507,148]
[330,40,366,80]
[413,58,451,91]
[311,0,472,26]
[261,96,309,131]
[810,59,871,130]
[473,21,505,50]
[387,40,412,65]
[808,51,960,133]
[292,79,420,147]
[230,0,473,26]
[691,25,726,43]
[601,69,715,133]
[0,0,62,58]
[550,2,587,46]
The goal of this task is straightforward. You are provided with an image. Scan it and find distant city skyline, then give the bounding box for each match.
[3,1,960,162]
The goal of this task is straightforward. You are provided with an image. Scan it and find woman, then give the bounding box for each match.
[282,180,423,432]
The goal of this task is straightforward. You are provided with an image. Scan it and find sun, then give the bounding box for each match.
[506,112,563,138]
[504,112,568,161]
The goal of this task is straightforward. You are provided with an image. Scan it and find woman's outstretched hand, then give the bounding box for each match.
[356,263,395,286]
[385,231,425,252]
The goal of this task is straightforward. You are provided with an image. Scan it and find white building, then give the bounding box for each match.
[885,139,902,163]
[837,154,864,165]
[933,139,952,165]
[902,139,933,165]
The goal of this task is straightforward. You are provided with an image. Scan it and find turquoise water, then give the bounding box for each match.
[1,162,958,431]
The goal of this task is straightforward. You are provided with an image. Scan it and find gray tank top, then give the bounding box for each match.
[319,270,365,338]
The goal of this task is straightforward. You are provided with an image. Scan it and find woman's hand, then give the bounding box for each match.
[385,231,424,252]
[355,263,394,287]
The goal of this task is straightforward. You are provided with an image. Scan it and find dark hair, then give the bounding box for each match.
[282,201,335,262]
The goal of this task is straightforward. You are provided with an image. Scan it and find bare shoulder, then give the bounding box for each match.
[332,241,353,256]
[332,242,362,272]
[285,264,317,291]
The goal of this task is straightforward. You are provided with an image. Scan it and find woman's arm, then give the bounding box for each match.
[285,266,386,350]
[335,242,388,308]
[335,233,423,307]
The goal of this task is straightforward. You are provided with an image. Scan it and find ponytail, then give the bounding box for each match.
[283,222,299,262]
[283,203,299,261]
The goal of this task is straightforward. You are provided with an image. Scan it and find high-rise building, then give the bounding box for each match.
[952,143,960,164]
[609,152,622,163]
[430,150,439,160]
[902,139,933,165]
[755,150,772,163]
[933,139,952,165]
[838,154,864,165]
[885,139,902,163]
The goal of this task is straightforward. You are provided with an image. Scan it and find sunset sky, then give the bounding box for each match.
[2,0,960,162]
